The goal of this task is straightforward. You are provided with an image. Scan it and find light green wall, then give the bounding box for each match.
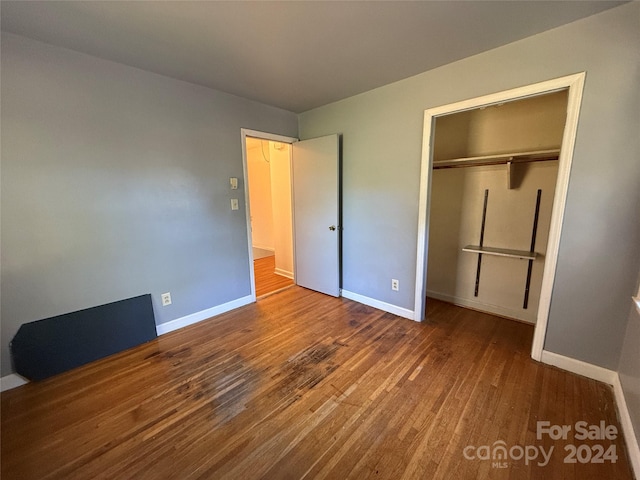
[298,2,640,370]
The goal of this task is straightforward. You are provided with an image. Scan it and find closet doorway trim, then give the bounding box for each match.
[413,72,586,362]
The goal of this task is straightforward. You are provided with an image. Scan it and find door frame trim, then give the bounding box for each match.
[240,128,298,302]
[413,73,586,362]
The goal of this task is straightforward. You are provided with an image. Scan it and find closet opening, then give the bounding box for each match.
[413,73,586,361]
[427,90,567,325]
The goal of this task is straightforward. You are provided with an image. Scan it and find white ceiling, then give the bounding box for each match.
[0,1,626,113]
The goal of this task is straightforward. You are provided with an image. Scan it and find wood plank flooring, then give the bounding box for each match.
[254,255,294,297]
[1,289,633,479]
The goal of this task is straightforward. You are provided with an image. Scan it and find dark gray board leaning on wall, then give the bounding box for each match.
[11,294,157,381]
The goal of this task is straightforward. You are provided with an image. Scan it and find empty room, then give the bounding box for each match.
[1,2,639,479]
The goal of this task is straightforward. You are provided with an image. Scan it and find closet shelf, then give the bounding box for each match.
[432,148,560,169]
[462,245,537,260]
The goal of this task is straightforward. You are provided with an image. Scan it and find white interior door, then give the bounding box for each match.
[292,135,340,297]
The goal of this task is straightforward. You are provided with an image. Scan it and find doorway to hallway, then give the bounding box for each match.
[245,136,295,297]
[241,129,342,301]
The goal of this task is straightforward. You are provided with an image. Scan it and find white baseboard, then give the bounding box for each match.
[540,350,618,384]
[613,374,640,479]
[156,295,254,335]
[341,290,414,320]
[252,245,274,253]
[274,268,294,280]
[540,350,639,477]
[1,373,29,392]
[427,290,535,324]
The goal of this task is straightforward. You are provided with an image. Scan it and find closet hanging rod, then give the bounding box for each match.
[433,148,560,169]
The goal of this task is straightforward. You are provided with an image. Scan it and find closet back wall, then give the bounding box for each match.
[433,92,568,160]
[427,92,567,323]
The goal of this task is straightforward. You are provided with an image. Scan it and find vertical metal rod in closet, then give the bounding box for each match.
[523,189,542,309]
[474,189,489,297]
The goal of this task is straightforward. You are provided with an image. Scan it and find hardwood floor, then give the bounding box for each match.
[1,289,633,479]
[254,255,294,297]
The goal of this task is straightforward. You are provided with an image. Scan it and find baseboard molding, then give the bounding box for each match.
[613,374,640,479]
[341,290,414,320]
[427,290,535,324]
[540,350,640,476]
[274,268,294,280]
[156,295,254,335]
[252,245,274,253]
[540,350,618,385]
[1,373,29,392]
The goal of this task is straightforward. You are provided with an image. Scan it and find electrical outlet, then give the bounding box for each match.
[161,292,172,306]
[391,279,399,291]
[231,198,239,210]
[230,177,238,190]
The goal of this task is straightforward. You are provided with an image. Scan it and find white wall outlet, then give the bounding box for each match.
[161,292,172,306]
[231,198,239,210]
[230,177,238,189]
[391,279,399,291]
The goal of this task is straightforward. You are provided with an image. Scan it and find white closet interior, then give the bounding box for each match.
[426,90,568,323]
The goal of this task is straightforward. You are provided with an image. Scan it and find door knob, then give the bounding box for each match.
[329,225,336,231]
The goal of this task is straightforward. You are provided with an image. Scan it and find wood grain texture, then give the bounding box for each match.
[1,289,633,479]
[254,255,294,297]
